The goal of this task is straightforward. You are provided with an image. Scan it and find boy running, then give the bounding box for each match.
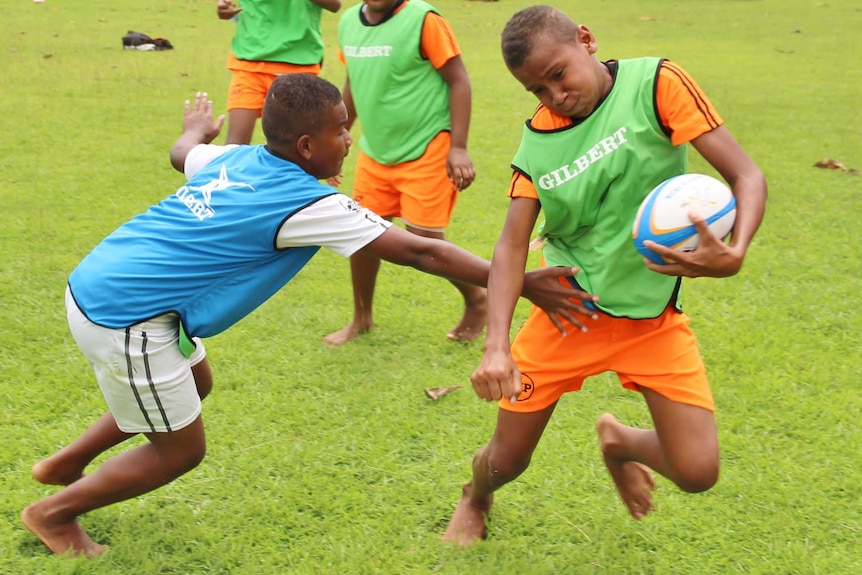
[443,6,767,545]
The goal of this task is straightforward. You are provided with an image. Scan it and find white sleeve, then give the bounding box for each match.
[276,194,392,257]
[184,144,239,180]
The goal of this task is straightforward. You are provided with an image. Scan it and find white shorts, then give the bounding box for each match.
[66,286,207,433]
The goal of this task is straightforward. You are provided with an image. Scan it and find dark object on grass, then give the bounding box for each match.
[122,30,173,51]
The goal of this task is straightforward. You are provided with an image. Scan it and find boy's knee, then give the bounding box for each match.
[480,446,532,485]
[177,444,206,475]
[157,434,207,474]
[673,459,719,493]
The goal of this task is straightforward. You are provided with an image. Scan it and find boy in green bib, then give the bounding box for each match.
[443,5,767,545]
[323,0,485,346]
[216,0,342,145]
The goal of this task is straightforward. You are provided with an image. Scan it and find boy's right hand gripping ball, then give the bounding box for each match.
[632,173,737,265]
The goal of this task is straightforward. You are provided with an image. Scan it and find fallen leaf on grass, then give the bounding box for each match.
[814,158,846,170]
[814,158,859,174]
[424,385,461,400]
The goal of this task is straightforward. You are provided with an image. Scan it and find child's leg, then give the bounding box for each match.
[322,249,382,346]
[404,225,487,341]
[225,109,258,145]
[443,404,556,546]
[224,70,271,145]
[324,151,397,347]
[597,387,719,519]
[31,413,134,487]
[32,359,213,486]
[22,414,207,558]
[397,133,487,340]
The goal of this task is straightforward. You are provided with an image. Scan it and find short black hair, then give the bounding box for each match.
[501,5,581,70]
[262,74,342,148]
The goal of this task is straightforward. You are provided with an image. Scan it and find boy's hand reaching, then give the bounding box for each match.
[170,92,226,173]
[522,266,599,336]
[182,92,225,145]
[643,213,745,278]
[447,146,475,191]
[217,0,242,20]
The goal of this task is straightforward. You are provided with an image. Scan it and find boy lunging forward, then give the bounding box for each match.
[22,74,585,558]
[444,6,767,545]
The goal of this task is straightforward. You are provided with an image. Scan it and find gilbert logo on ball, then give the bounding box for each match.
[632,174,736,265]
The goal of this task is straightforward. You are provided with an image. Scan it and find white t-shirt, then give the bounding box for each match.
[185,144,391,257]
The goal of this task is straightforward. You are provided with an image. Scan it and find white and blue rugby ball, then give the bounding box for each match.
[632,174,736,265]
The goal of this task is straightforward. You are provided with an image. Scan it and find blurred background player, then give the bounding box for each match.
[217,0,342,144]
[323,0,485,346]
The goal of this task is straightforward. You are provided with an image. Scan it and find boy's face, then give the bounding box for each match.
[306,101,352,179]
[509,26,610,119]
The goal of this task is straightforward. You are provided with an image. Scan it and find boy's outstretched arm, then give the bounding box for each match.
[170,92,225,173]
[360,221,592,331]
[438,55,475,191]
[645,125,767,278]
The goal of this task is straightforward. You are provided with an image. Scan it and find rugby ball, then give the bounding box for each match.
[632,174,736,265]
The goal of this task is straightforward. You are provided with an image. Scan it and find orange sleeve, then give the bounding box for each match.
[509,171,539,200]
[508,107,572,200]
[656,60,724,145]
[420,12,461,69]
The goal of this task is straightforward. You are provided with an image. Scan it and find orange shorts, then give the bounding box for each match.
[502,299,714,413]
[227,64,321,113]
[353,131,457,230]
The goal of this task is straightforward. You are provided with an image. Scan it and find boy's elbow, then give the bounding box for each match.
[364,231,427,268]
[756,170,768,200]
[169,150,185,174]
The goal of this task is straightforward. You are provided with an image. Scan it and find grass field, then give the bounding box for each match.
[2,0,860,573]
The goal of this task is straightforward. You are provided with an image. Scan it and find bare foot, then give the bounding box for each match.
[32,456,85,486]
[442,487,492,546]
[21,504,106,558]
[446,297,487,342]
[322,321,372,347]
[596,413,656,520]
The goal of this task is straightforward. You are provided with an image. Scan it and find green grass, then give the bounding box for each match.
[2,0,861,573]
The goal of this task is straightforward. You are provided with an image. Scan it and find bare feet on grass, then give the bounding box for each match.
[31,455,85,486]
[322,320,372,347]
[442,487,492,546]
[21,504,105,558]
[446,297,487,342]
[596,413,656,520]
